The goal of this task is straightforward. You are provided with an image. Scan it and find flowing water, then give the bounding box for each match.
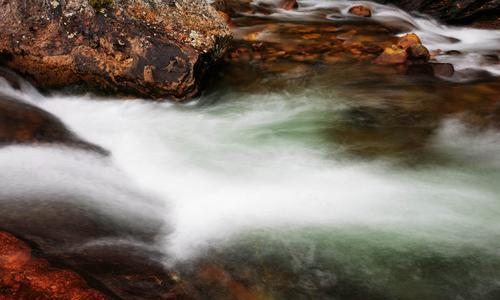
[1,1,500,299]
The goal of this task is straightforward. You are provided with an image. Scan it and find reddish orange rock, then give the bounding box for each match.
[374,45,408,64]
[348,5,372,17]
[0,231,109,300]
[396,33,422,50]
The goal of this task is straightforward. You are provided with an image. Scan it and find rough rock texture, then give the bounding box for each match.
[373,0,500,27]
[0,92,108,154]
[0,231,109,300]
[0,0,232,100]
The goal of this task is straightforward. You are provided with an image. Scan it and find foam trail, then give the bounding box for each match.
[27,89,500,262]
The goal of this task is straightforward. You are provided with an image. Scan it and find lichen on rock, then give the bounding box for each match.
[0,0,232,100]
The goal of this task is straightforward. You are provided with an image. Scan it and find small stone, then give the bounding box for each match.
[144,65,155,83]
[430,49,442,59]
[348,5,372,17]
[407,44,430,61]
[374,45,407,64]
[445,50,462,55]
[432,63,454,77]
[397,33,422,50]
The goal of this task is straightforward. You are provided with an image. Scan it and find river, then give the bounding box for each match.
[1,0,500,299]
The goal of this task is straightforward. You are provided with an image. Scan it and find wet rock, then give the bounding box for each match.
[407,44,430,61]
[445,50,463,55]
[405,62,434,76]
[0,68,22,90]
[432,63,455,77]
[0,0,231,100]
[482,54,499,64]
[405,62,455,77]
[218,11,235,28]
[0,93,108,154]
[280,0,299,10]
[348,5,373,17]
[374,46,408,64]
[0,181,198,299]
[0,231,109,299]
[397,33,422,50]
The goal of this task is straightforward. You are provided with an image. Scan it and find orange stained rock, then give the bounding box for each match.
[0,231,109,300]
[218,11,234,27]
[374,45,408,64]
[348,5,372,17]
[397,33,422,50]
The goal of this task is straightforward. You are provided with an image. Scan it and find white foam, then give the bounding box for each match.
[23,89,499,262]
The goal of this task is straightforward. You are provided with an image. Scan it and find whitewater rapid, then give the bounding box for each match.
[1,75,499,265]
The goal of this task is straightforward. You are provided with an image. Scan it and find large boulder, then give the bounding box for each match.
[372,0,499,27]
[0,0,232,100]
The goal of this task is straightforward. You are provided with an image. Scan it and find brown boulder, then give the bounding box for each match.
[0,92,108,154]
[348,5,372,17]
[0,0,231,100]
[0,231,109,300]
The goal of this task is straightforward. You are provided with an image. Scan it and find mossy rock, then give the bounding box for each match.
[89,0,113,10]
